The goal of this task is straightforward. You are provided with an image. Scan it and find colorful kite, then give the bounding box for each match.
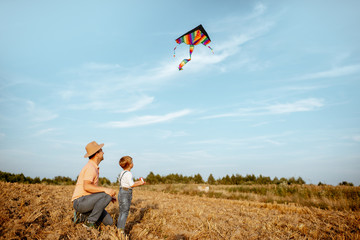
[174,24,213,70]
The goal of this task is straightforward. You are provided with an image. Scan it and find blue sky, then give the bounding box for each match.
[1,1,359,185]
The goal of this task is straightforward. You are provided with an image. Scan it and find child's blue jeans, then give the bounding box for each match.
[117,188,133,229]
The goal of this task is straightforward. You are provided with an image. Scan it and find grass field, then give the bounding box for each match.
[1,182,359,239]
[143,183,360,211]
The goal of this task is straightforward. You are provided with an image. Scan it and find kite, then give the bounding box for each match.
[173,24,213,70]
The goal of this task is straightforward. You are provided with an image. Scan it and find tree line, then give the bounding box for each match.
[1,170,355,186]
[0,171,111,186]
[144,172,307,185]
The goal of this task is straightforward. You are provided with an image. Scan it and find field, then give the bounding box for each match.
[1,182,359,239]
[144,184,360,211]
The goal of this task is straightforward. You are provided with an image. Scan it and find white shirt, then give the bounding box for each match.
[118,171,134,188]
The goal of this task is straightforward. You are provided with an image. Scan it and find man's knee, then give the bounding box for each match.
[101,192,112,199]
[95,192,112,204]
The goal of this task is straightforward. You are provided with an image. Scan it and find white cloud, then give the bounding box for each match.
[296,64,360,81]
[35,113,58,122]
[82,62,124,71]
[26,100,58,122]
[158,130,189,139]
[57,3,276,118]
[59,90,76,100]
[176,150,215,162]
[253,3,267,17]
[64,26,272,114]
[115,96,154,113]
[188,21,274,72]
[26,100,35,111]
[188,132,291,147]
[213,2,269,32]
[202,98,324,119]
[251,121,269,127]
[281,85,328,92]
[264,139,283,146]
[352,135,360,142]
[103,109,192,128]
[266,98,324,114]
[201,112,240,120]
[33,128,57,136]
[67,94,154,113]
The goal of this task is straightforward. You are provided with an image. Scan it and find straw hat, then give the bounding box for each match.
[84,141,104,158]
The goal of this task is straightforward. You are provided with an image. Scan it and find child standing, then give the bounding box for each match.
[117,156,145,232]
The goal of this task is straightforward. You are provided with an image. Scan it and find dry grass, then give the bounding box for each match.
[144,184,360,211]
[1,182,359,239]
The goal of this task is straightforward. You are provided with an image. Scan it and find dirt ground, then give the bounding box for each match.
[0,182,359,239]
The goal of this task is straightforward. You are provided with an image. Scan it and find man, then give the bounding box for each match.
[71,141,116,229]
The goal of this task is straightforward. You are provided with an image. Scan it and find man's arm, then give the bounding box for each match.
[83,180,116,198]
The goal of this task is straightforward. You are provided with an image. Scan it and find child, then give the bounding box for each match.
[117,156,146,232]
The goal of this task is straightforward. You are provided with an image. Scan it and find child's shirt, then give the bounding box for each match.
[118,170,134,188]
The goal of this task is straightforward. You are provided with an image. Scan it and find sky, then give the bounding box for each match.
[1,1,359,185]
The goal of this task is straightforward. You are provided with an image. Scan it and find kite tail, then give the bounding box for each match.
[208,45,214,54]
[179,58,191,70]
[179,45,194,70]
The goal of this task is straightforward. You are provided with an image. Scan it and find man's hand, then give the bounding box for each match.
[105,188,116,198]
[83,180,117,203]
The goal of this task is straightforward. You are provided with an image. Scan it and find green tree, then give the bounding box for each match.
[99,177,111,186]
[279,177,288,184]
[193,174,204,184]
[33,177,41,184]
[257,175,272,185]
[226,175,231,184]
[273,177,280,184]
[41,178,54,185]
[207,174,216,185]
[53,176,75,185]
[244,174,256,183]
[235,174,243,185]
[288,177,296,185]
[338,181,354,186]
[230,174,236,185]
[146,172,160,184]
[296,177,306,185]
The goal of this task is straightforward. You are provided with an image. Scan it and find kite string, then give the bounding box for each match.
[173,46,178,57]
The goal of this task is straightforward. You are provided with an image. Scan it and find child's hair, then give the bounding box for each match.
[119,156,133,169]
